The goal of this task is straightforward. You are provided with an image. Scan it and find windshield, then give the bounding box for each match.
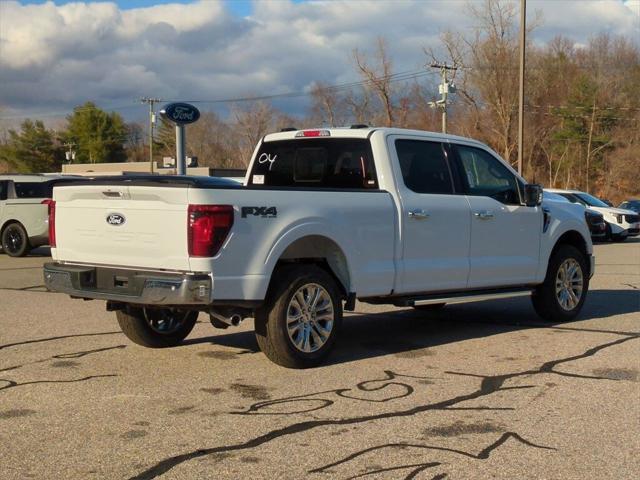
[575,192,610,208]
[621,200,640,209]
[543,191,569,202]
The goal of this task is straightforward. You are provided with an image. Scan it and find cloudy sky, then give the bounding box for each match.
[0,0,638,124]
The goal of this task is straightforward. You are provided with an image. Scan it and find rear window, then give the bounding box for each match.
[14,181,53,199]
[248,139,378,189]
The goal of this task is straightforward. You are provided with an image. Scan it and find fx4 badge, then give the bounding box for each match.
[241,206,277,218]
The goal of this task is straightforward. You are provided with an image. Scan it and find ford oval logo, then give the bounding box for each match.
[106,213,126,226]
[160,102,200,125]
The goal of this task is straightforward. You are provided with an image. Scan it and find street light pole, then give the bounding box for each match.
[517,0,526,176]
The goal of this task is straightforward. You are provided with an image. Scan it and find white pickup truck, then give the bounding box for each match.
[44,127,594,368]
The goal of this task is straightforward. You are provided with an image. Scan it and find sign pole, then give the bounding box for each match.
[159,102,200,176]
[175,125,186,175]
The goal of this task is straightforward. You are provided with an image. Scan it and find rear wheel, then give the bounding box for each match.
[532,244,589,322]
[1,222,30,257]
[255,265,342,368]
[116,307,198,348]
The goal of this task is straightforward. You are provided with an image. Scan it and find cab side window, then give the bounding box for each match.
[455,145,521,205]
[395,140,454,194]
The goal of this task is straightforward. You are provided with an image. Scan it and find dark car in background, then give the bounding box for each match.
[584,209,607,241]
[619,200,640,214]
[544,190,607,241]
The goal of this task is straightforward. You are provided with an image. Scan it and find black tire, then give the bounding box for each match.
[413,303,446,311]
[116,307,198,348]
[532,244,589,323]
[255,265,342,369]
[604,224,614,242]
[1,222,30,257]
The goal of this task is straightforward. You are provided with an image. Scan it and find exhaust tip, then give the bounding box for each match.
[230,314,242,327]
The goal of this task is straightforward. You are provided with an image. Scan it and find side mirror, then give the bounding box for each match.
[524,184,543,207]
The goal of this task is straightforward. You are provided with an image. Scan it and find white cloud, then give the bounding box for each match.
[0,0,638,121]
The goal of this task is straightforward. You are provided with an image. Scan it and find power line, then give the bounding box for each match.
[0,70,433,120]
[167,69,431,104]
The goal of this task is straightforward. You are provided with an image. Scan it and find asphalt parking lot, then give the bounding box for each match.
[1,240,638,480]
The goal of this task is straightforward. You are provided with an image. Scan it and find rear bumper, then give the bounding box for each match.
[43,262,211,305]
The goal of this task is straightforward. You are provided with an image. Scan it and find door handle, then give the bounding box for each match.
[474,211,494,220]
[408,209,430,220]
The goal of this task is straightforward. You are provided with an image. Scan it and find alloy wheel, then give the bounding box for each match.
[286,283,334,353]
[555,258,583,311]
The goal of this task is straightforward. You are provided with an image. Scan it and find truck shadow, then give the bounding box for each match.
[184,288,639,364]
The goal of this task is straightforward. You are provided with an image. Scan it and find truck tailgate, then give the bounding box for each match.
[54,184,191,271]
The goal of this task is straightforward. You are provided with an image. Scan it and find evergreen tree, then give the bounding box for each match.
[0,120,63,173]
[64,102,127,163]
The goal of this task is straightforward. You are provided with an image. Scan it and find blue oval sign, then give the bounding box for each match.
[160,102,200,125]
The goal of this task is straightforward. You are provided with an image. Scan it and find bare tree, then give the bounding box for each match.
[310,82,345,127]
[429,0,541,165]
[354,37,396,126]
[231,101,275,166]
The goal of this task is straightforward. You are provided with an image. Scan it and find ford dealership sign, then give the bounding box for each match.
[160,102,200,125]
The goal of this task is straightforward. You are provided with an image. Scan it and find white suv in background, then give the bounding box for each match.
[0,175,77,257]
[547,189,640,241]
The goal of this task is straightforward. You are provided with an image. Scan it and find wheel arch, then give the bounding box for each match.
[550,230,591,276]
[0,219,23,236]
[1,219,27,240]
[271,234,352,298]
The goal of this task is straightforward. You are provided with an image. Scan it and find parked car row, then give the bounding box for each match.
[2,174,637,261]
[546,189,640,242]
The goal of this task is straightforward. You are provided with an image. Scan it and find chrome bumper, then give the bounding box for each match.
[43,262,211,305]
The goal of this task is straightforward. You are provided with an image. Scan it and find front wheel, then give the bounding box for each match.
[116,307,198,348]
[1,222,30,257]
[532,244,589,322]
[255,265,342,368]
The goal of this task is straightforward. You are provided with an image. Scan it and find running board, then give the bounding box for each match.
[411,289,533,307]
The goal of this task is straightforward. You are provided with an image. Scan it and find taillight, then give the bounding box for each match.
[42,199,56,247]
[188,205,234,257]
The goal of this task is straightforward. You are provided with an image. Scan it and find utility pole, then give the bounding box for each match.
[428,62,457,134]
[140,97,161,173]
[517,0,526,176]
